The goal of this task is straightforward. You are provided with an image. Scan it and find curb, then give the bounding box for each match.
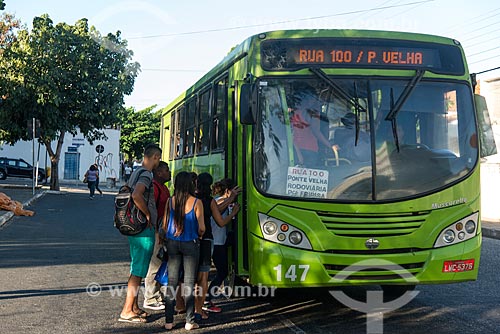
[482,228,500,240]
[0,190,47,228]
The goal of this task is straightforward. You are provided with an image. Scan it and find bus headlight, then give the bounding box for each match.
[443,230,455,243]
[289,231,302,245]
[465,220,476,234]
[263,221,278,235]
[434,212,479,248]
[258,213,312,250]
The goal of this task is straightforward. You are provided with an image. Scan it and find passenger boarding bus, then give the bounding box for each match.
[160,30,496,294]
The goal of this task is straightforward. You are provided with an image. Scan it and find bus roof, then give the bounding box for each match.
[162,29,464,114]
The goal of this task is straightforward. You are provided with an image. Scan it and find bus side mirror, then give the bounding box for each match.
[474,94,497,158]
[239,83,257,125]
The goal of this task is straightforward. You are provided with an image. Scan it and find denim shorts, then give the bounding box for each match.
[198,239,213,273]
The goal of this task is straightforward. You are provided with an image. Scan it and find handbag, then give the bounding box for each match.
[83,176,88,183]
[154,261,169,286]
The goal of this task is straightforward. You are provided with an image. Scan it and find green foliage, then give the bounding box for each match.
[0,1,5,11]
[118,105,161,162]
[0,14,140,189]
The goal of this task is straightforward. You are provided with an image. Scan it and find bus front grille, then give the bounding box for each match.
[324,262,425,280]
[316,211,429,237]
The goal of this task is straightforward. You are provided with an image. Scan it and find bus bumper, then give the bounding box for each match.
[247,233,481,287]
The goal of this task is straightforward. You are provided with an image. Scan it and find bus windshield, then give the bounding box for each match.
[253,78,478,201]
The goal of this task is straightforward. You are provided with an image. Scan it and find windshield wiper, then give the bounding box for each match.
[385,69,425,121]
[353,82,360,146]
[385,69,425,152]
[309,67,367,113]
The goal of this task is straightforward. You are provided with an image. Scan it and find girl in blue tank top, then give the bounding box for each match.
[166,197,199,241]
[161,171,205,330]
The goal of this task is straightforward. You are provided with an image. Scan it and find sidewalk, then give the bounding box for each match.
[0,180,121,228]
[1,184,499,240]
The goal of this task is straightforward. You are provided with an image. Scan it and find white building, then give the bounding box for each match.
[0,128,120,183]
[477,73,500,222]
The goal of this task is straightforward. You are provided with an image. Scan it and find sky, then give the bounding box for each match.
[6,0,500,111]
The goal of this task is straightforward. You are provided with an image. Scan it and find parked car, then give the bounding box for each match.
[0,157,46,182]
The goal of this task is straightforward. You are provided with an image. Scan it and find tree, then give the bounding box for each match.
[0,15,139,190]
[0,12,23,53]
[118,105,161,162]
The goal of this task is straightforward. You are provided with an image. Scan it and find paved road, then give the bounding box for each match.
[1,191,500,334]
[0,191,308,334]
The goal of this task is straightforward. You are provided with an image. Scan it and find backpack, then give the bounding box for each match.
[114,168,151,236]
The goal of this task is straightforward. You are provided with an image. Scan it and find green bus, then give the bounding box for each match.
[160,29,496,291]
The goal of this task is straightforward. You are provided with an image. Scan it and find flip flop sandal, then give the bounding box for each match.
[118,315,147,323]
[135,309,149,318]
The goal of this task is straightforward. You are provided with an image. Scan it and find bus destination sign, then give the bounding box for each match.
[260,38,463,74]
[293,46,435,66]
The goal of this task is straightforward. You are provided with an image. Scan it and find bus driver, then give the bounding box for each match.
[289,84,337,169]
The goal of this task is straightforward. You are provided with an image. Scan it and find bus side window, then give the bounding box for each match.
[176,105,185,158]
[185,99,196,156]
[169,112,176,160]
[197,89,211,154]
[212,78,228,151]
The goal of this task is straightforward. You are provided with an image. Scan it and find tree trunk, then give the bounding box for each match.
[44,132,66,191]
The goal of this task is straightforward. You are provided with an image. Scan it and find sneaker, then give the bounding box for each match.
[202,301,221,313]
[185,322,199,330]
[143,301,165,310]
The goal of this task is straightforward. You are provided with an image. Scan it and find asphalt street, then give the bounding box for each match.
[0,187,499,334]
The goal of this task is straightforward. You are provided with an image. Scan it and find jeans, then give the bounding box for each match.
[163,238,199,324]
[144,232,162,304]
[207,244,228,301]
[87,181,96,197]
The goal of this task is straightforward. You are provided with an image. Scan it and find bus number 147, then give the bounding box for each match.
[273,264,310,282]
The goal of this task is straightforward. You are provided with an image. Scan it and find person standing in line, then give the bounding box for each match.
[143,161,171,311]
[194,173,240,319]
[124,164,132,182]
[84,164,98,199]
[161,171,205,331]
[93,164,103,196]
[205,178,241,311]
[118,144,161,324]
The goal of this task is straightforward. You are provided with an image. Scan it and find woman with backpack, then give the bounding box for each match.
[161,171,205,331]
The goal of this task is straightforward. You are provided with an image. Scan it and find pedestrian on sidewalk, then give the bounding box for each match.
[143,161,171,311]
[118,144,161,324]
[124,164,132,182]
[160,171,205,331]
[84,164,98,199]
[93,164,103,196]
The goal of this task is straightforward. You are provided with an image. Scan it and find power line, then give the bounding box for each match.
[476,66,500,75]
[358,0,400,20]
[462,26,500,43]
[469,53,500,65]
[443,7,500,34]
[385,0,427,18]
[467,45,500,57]
[141,68,205,72]
[128,0,435,40]
[464,34,500,48]
[460,19,500,37]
